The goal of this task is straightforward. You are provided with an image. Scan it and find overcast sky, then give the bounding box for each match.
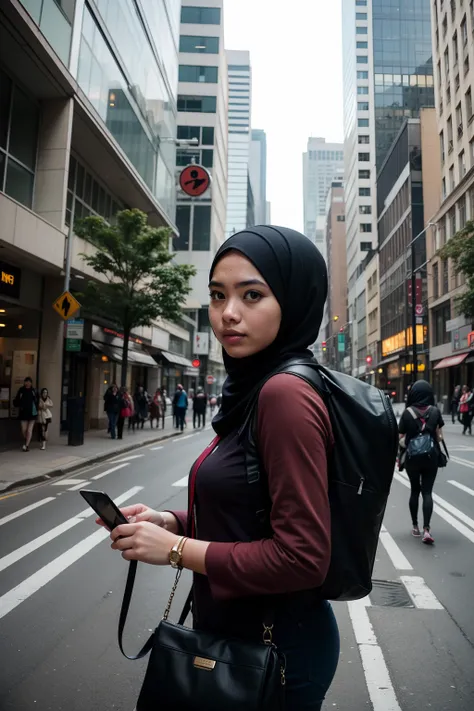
[224,0,344,232]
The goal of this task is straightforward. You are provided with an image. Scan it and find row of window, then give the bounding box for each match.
[179,35,219,54]
[176,148,213,168]
[177,95,216,112]
[181,6,221,25]
[177,125,214,145]
[179,65,218,83]
[175,204,211,251]
[308,150,344,161]
[66,156,123,228]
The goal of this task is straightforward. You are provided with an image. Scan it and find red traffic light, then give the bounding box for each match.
[366,355,373,365]
[322,341,327,348]
[192,359,201,368]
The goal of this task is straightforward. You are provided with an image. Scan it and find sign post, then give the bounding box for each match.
[53,291,81,320]
[65,318,84,352]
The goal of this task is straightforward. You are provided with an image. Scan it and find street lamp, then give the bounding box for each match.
[409,222,436,382]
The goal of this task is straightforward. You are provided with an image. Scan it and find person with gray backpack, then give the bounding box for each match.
[398,380,446,544]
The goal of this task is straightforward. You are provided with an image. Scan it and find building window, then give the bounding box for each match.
[466,87,473,120]
[449,206,457,236]
[360,205,372,214]
[449,164,455,191]
[181,6,221,24]
[442,177,447,199]
[357,70,369,79]
[358,135,370,143]
[179,35,219,54]
[360,223,372,232]
[358,152,370,161]
[461,15,468,45]
[336,215,346,222]
[459,150,467,178]
[356,27,367,34]
[444,47,450,79]
[433,303,451,346]
[358,118,369,127]
[177,95,217,112]
[359,187,371,196]
[176,148,213,168]
[460,195,467,226]
[66,155,122,227]
[179,65,218,83]
[433,262,439,300]
[357,41,368,48]
[456,102,463,137]
[356,12,368,19]
[177,125,215,146]
[357,86,369,94]
[442,259,449,294]
[447,115,453,151]
[437,59,442,87]
[358,102,369,110]
[0,68,39,209]
[356,0,367,5]
[470,137,474,167]
[464,53,470,75]
[359,169,370,179]
[360,242,372,251]
[357,56,368,64]
[453,31,459,65]
[175,205,191,250]
[192,205,211,250]
[440,130,445,163]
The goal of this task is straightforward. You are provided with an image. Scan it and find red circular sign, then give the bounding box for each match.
[179,164,211,197]
[206,375,215,385]
[192,359,201,368]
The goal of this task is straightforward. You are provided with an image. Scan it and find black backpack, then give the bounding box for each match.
[242,358,398,602]
[405,407,438,466]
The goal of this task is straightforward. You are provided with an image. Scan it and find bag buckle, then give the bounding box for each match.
[262,623,274,645]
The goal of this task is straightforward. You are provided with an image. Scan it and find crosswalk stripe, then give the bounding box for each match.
[448,480,474,497]
[0,497,55,527]
[172,475,189,487]
[450,456,474,469]
[52,479,87,486]
[400,576,444,610]
[173,435,194,442]
[0,486,143,621]
[379,525,413,570]
[91,463,129,481]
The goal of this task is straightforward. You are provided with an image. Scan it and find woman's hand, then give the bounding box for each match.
[110,522,179,565]
[95,504,180,533]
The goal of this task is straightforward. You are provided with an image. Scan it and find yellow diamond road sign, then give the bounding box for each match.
[53,291,81,320]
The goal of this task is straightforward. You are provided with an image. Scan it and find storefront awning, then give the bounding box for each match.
[93,342,123,363]
[127,349,157,367]
[93,342,157,367]
[160,350,194,368]
[433,353,469,370]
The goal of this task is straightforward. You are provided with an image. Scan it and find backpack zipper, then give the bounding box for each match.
[357,477,365,495]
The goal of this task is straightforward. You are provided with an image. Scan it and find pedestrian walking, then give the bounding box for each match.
[149,389,163,428]
[398,380,445,544]
[160,388,168,429]
[105,226,340,710]
[37,388,53,450]
[459,384,473,434]
[118,387,134,440]
[104,383,118,433]
[451,384,461,424]
[13,377,38,452]
[104,384,121,439]
[172,384,188,432]
[192,386,207,428]
[134,386,149,430]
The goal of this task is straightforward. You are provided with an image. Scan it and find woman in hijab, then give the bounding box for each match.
[398,380,445,544]
[101,226,340,710]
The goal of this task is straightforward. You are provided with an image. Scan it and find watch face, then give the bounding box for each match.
[169,550,180,565]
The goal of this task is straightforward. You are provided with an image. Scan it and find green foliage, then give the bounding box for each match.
[437,220,474,320]
[76,209,195,384]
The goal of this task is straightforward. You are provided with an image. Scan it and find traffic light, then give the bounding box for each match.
[192,359,201,368]
[366,355,373,365]
[322,340,327,352]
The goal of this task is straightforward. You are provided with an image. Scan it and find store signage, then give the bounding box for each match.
[66,339,82,352]
[193,332,209,355]
[103,327,143,345]
[0,260,21,299]
[382,326,425,358]
[446,316,469,332]
[66,319,84,340]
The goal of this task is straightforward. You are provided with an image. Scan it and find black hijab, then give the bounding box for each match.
[209,225,328,436]
[406,380,435,408]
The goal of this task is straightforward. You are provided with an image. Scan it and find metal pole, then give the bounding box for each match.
[411,240,418,383]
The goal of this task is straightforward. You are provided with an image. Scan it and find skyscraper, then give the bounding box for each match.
[249,129,268,226]
[226,49,252,238]
[342,0,434,376]
[303,137,344,256]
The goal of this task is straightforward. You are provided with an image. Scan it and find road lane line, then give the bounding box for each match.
[448,480,474,497]
[0,497,55,527]
[0,486,142,574]
[149,446,163,451]
[109,454,145,463]
[394,472,474,543]
[91,463,129,481]
[348,598,402,711]
[172,476,189,487]
[397,470,474,529]
[68,481,91,491]
[0,486,143,621]
[52,479,87,487]
[379,525,413,570]
[400,576,444,610]
[173,435,194,442]
[450,455,474,469]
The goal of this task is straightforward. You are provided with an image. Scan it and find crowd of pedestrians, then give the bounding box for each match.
[13,377,54,452]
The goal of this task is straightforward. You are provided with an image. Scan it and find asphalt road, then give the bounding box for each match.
[0,421,474,710]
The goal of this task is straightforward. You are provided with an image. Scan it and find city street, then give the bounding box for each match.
[1,423,474,710]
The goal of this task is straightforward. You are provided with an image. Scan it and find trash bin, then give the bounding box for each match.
[68,396,85,446]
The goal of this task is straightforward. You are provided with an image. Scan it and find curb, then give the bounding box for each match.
[0,430,180,494]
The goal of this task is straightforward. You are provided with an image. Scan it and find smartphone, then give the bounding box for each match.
[80,489,128,531]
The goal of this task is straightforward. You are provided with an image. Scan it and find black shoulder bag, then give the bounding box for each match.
[118,437,286,711]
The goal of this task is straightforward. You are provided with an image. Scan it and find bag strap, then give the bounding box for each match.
[118,561,154,660]
[441,439,450,458]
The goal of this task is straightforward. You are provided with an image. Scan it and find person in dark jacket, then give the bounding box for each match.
[134,386,149,429]
[14,377,38,451]
[104,226,340,710]
[398,380,445,544]
[193,386,207,428]
[104,384,121,439]
[451,384,461,424]
[173,384,188,432]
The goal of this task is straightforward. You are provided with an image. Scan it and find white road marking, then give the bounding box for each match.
[173,435,194,442]
[450,455,474,469]
[379,525,413,570]
[0,497,55,527]
[109,454,144,463]
[149,446,163,451]
[0,486,143,621]
[348,598,402,711]
[52,479,87,486]
[400,576,444,610]
[448,480,474,497]
[397,469,474,528]
[394,472,474,543]
[0,486,142,574]
[172,475,189,487]
[68,481,90,491]
[91,463,129,481]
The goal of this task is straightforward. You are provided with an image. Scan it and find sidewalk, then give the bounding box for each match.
[0,416,181,494]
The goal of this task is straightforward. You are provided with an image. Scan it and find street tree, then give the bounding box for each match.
[437,219,474,319]
[76,208,195,386]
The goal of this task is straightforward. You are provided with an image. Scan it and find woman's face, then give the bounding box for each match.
[209,252,282,359]
[463,385,468,393]
[41,389,48,398]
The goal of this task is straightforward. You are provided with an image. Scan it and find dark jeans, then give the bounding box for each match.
[176,407,186,431]
[462,411,473,434]
[406,464,438,529]
[274,600,340,710]
[107,411,118,439]
[117,416,125,440]
[193,411,206,428]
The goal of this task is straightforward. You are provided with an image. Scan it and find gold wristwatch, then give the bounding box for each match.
[169,535,188,569]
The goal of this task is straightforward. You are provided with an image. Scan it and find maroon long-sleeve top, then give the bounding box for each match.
[171,373,333,638]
